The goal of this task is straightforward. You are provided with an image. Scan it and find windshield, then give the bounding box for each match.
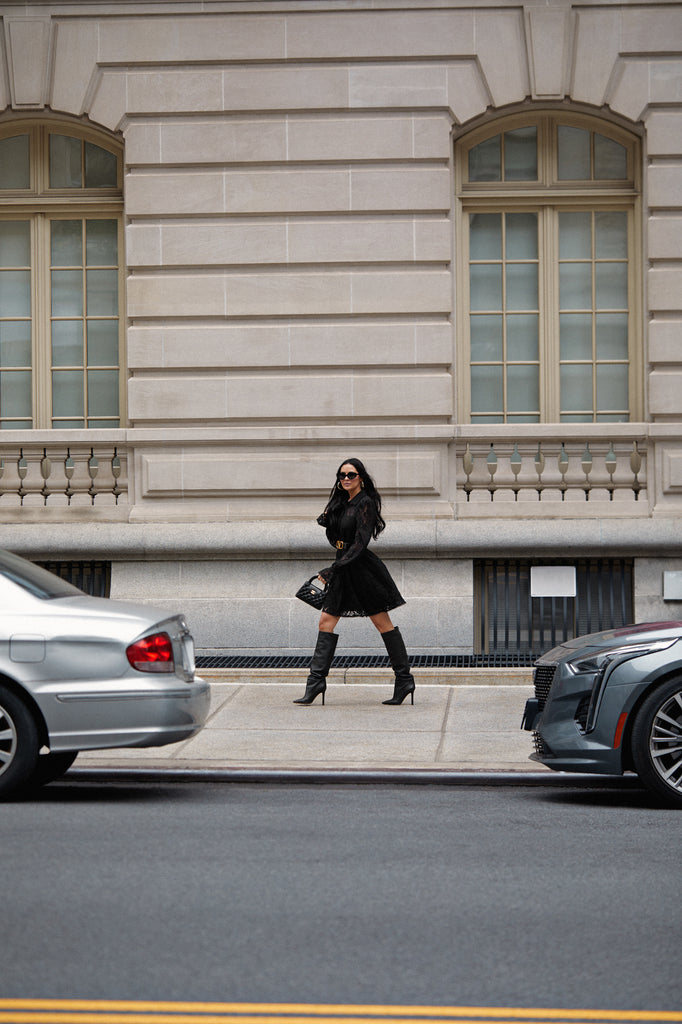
[0,550,82,599]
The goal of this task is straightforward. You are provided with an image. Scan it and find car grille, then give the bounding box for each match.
[574,694,591,733]
[533,664,556,709]
[532,663,557,760]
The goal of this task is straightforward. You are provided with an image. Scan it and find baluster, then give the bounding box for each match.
[534,444,545,499]
[558,443,569,499]
[630,441,643,500]
[40,449,52,503]
[462,444,474,501]
[605,442,617,500]
[19,449,46,507]
[510,443,522,499]
[66,447,96,507]
[581,443,593,500]
[486,444,498,500]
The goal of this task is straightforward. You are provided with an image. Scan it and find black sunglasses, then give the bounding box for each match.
[338,471,358,480]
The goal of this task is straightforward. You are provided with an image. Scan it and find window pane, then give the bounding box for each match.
[596,363,628,411]
[561,363,592,412]
[0,270,31,316]
[507,314,538,361]
[87,369,119,417]
[558,126,591,180]
[594,134,627,179]
[560,313,593,360]
[507,365,539,413]
[0,221,30,265]
[52,369,84,417]
[506,264,538,310]
[560,263,592,309]
[86,269,118,315]
[469,136,501,182]
[0,135,30,189]
[596,312,628,360]
[595,211,627,258]
[470,214,502,259]
[87,321,119,366]
[51,221,82,266]
[559,212,592,259]
[471,315,503,361]
[86,220,118,265]
[470,264,502,311]
[595,262,627,308]
[52,269,83,316]
[52,321,84,366]
[506,213,537,259]
[0,322,31,366]
[471,365,503,413]
[85,143,118,188]
[504,127,537,181]
[49,135,82,188]
[1,369,31,417]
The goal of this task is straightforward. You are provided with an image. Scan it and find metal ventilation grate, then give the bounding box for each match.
[196,653,538,669]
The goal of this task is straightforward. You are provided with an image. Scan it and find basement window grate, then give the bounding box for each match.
[196,653,538,669]
[36,560,111,598]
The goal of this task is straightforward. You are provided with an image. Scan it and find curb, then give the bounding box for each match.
[68,767,644,788]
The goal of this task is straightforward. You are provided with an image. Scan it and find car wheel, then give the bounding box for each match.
[631,678,682,808]
[30,750,78,788]
[0,687,41,799]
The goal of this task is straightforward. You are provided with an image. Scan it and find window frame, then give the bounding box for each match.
[0,120,124,430]
[455,110,643,425]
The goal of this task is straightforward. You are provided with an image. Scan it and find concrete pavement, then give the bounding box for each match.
[77,668,548,775]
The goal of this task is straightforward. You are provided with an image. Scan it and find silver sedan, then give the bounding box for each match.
[0,549,210,798]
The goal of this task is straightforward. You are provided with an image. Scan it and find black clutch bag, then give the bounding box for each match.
[295,575,328,609]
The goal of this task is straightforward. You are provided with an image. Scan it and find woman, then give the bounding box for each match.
[294,458,416,707]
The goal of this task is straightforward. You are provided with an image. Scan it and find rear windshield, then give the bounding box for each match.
[0,550,82,599]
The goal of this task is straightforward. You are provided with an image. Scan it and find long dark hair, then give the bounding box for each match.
[324,458,386,539]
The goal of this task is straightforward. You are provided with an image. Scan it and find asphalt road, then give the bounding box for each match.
[4,777,681,1015]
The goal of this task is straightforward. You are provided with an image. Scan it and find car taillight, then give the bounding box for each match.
[126,632,174,672]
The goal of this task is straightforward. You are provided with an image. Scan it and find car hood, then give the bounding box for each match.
[538,620,682,662]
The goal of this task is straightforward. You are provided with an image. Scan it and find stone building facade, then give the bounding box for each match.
[1,0,681,657]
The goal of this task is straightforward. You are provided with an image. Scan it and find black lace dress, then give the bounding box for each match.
[316,493,406,618]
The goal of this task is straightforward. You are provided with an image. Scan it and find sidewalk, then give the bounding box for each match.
[77,670,547,775]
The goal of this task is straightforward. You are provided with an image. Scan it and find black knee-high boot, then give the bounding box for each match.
[381,627,416,705]
[293,631,338,705]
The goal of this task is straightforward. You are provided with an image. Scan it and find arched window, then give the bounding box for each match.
[456,112,641,424]
[0,122,123,429]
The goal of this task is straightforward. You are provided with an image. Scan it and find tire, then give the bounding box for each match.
[631,678,682,808]
[29,750,78,788]
[0,686,41,800]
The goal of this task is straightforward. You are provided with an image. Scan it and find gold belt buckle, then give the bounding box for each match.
[335,540,345,550]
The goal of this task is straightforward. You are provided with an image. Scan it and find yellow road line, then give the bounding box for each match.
[0,1005,680,1024]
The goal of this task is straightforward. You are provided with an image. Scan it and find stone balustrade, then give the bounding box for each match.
[0,441,128,519]
[455,428,648,515]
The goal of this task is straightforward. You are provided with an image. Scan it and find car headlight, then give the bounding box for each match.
[566,638,678,733]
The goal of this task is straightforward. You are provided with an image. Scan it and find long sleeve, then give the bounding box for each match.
[318,497,376,580]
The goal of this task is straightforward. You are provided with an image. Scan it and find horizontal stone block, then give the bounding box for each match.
[648,217,682,260]
[351,167,451,212]
[285,10,474,60]
[648,320,682,364]
[128,322,453,370]
[137,448,443,498]
[128,269,451,318]
[352,372,452,417]
[287,115,440,162]
[222,65,348,111]
[349,64,447,109]
[647,112,682,158]
[128,216,451,268]
[649,370,682,415]
[648,267,682,313]
[650,61,682,105]
[622,6,682,53]
[648,164,682,209]
[128,377,228,422]
[126,71,223,116]
[100,14,286,62]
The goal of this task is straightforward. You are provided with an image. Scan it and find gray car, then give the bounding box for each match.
[522,620,682,806]
[0,549,210,798]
